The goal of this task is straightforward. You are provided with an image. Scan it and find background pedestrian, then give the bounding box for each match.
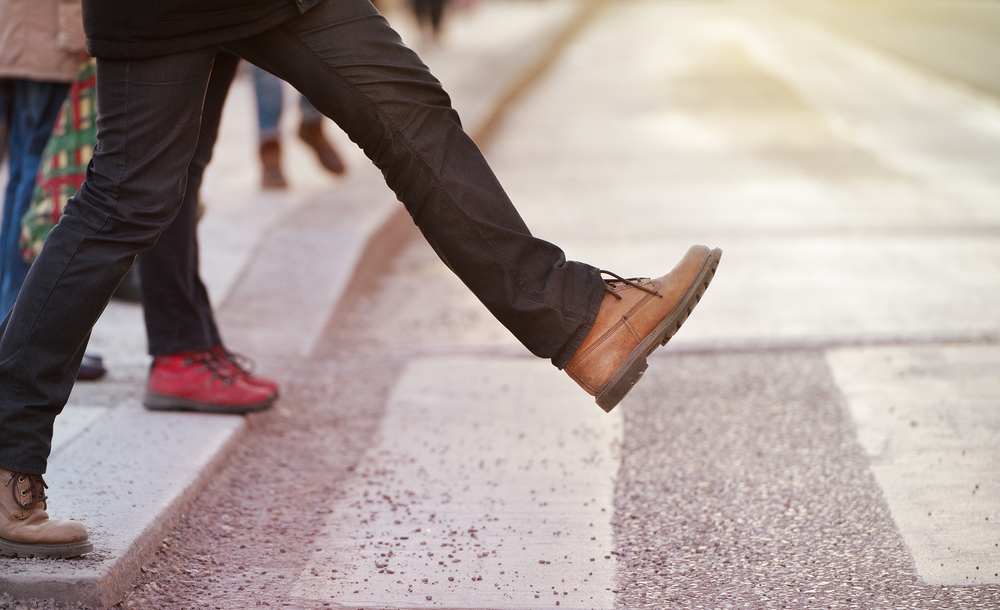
[251,66,346,189]
[0,0,105,380]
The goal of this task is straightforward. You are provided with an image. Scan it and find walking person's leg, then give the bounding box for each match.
[0,80,69,319]
[0,48,218,558]
[227,1,606,367]
[252,65,284,143]
[226,0,720,408]
[139,54,235,359]
[138,51,278,414]
[297,94,345,175]
[0,81,9,167]
[428,0,448,36]
[251,65,288,189]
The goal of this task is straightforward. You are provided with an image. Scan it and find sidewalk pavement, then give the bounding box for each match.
[0,1,589,606]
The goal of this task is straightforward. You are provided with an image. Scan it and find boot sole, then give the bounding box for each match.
[0,536,93,559]
[596,247,722,412]
[143,391,276,415]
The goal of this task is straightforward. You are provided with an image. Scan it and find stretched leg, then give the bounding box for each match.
[0,48,217,475]
[225,0,606,367]
[298,93,345,175]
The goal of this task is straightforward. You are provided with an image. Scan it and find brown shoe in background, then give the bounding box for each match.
[565,245,722,412]
[298,120,345,175]
[259,139,288,189]
[0,469,92,558]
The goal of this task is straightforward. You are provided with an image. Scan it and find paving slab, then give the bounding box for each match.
[827,344,1000,585]
[612,350,999,608]
[291,357,619,609]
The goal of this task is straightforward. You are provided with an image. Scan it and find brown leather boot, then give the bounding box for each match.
[298,121,345,175]
[259,139,288,190]
[0,469,92,558]
[565,245,722,412]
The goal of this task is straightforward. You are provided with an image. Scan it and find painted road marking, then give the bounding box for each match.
[827,344,1000,585]
[292,356,620,608]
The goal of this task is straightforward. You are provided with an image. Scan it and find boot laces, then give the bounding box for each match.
[599,270,663,301]
[182,352,240,386]
[213,348,257,379]
[5,472,48,511]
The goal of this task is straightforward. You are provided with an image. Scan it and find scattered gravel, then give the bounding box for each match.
[613,351,1000,609]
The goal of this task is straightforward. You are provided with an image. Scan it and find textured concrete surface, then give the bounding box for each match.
[291,357,620,609]
[827,344,1000,586]
[613,351,998,609]
[0,405,245,608]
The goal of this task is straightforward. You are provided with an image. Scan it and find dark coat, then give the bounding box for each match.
[82,0,321,59]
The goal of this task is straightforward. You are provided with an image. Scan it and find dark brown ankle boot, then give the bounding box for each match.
[259,139,288,189]
[298,121,345,175]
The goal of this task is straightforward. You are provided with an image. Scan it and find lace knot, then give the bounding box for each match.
[599,270,663,300]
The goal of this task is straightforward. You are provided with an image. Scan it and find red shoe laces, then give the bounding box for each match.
[211,348,257,380]
[183,352,239,386]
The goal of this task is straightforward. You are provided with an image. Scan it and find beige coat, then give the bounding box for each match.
[0,0,87,82]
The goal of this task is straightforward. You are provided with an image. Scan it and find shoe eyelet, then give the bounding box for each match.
[20,489,28,496]
[17,476,25,484]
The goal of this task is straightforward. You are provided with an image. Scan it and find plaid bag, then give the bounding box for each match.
[20,58,97,264]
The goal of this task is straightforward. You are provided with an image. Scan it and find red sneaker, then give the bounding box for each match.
[209,346,280,396]
[144,351,276,414]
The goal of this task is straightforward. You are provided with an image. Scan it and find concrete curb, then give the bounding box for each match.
[0,406,246,609]
[0,1,603,607]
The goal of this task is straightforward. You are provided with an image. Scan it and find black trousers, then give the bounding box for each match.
[0,0,605,474]
[137,52,238,357]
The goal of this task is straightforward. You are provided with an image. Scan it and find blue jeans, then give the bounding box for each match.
[0,80,69,319]
[0,0,605,474]
[251,65,322,141]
